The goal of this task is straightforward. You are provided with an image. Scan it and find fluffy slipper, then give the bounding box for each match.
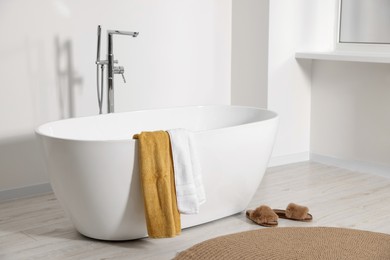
[273,203,313,221]
[246,205,278,227]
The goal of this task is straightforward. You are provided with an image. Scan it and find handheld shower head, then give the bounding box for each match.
[96,25,102,62]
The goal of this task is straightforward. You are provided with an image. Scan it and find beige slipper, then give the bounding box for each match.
[273,203,313,221]
[246,205,278,227]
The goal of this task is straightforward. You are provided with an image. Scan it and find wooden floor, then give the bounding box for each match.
[1,162,390,259]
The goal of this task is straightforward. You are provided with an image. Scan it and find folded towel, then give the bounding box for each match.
[133,131,181,238]
[167,129,206,214]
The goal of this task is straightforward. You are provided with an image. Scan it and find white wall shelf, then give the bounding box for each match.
[295,51,390,64]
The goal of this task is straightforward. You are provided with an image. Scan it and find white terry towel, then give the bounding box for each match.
[167,129,206,214]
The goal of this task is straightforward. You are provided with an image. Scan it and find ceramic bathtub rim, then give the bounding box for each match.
[35,105,278,143]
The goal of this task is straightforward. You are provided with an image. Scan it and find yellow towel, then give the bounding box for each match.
[133,131,181,238]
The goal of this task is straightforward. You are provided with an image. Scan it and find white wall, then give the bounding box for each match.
[114,1,232,112]
[0,0,232,194]
[311,60,390,171]
[231,0,269,108]
[308,0,390,176]
[267,0,336,165]
[230,0,337,166]
[263,0,390,174]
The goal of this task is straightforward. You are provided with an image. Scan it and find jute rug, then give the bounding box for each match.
[174,227,390,260]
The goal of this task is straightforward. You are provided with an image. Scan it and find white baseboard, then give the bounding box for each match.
[310,153,390,179]
[0,183,52,202]
[268,151,310,167]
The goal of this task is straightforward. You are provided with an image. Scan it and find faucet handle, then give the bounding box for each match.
[121,72,126,83]
[113,66,126,83]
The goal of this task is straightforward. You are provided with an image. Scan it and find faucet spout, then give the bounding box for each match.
[108,30,139,37]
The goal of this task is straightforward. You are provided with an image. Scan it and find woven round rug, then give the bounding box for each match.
[174,227,390,260]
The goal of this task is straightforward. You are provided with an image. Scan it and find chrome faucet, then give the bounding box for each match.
[95,25,139,114]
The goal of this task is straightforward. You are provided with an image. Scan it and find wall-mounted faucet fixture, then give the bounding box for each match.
[95,25,139,114]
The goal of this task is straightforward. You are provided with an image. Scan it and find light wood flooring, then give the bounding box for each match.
[1,162,390,259]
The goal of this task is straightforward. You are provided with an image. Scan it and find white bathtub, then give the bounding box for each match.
[35,105,278,240]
